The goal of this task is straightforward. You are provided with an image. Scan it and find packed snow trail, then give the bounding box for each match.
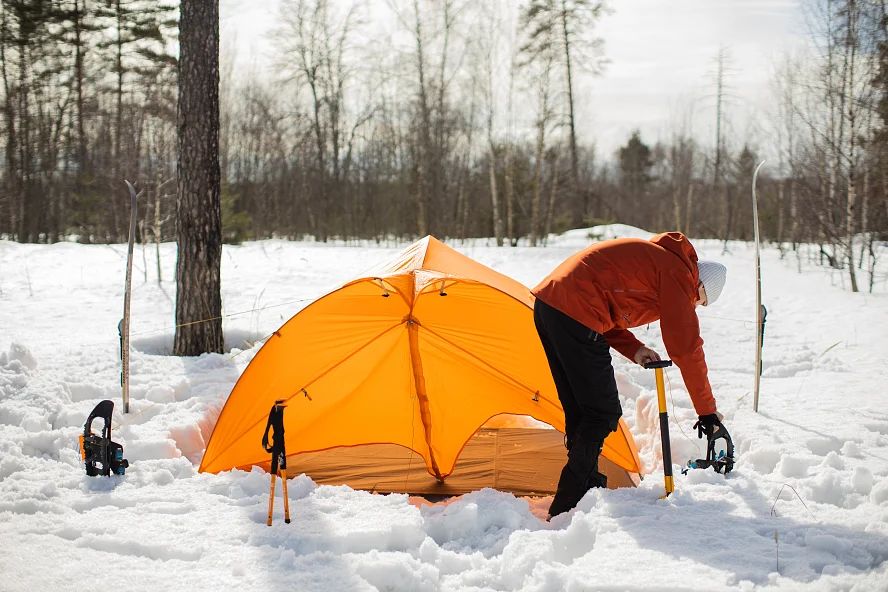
[1,228,887,591]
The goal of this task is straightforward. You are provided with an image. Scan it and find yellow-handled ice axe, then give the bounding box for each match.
[645,360,674,497]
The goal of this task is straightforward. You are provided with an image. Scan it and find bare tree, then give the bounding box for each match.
[521,0,606,222]
[479,0,504,245]
[527,37,556,247]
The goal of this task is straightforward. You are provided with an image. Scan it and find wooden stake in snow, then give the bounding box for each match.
[121,180,137,414]
[752,161,766,413]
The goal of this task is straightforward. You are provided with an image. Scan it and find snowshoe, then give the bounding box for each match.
[686,418,734,474]
[79,400,129,477]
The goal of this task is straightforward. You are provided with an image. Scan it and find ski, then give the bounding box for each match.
[121,181,138,414]
[752,161,766,413]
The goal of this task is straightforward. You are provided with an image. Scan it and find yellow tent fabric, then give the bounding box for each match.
[200,236,642,485]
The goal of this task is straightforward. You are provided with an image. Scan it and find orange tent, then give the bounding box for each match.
[200,237,642,493]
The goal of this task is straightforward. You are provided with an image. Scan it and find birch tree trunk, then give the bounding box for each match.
[844,0,858,292]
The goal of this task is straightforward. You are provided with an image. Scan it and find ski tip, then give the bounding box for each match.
[124,180,138,203]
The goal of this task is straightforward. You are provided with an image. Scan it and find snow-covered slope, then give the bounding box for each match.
[1,230,887,591]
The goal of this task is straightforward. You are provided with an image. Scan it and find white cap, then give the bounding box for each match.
[697,261,727,305]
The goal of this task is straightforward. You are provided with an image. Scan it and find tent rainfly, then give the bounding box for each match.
[199,237,642,494]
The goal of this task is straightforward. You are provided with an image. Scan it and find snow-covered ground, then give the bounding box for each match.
[1,227,887,591]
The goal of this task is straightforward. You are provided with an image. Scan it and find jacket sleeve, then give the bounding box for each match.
[603,328,644,362]
[659,268,718,415]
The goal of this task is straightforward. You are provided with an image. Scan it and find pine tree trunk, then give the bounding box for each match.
[174,0,223,356]
[684,182,694,237]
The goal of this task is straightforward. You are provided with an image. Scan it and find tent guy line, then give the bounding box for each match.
[128,297,317,337]
[111,331,275,432]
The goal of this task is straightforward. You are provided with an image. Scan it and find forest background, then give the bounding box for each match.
[1,0,885,293]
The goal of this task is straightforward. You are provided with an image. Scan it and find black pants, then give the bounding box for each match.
[534,298,622,515]
[534,298,622,444]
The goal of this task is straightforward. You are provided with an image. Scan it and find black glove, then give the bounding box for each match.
[691,413,734,474]
[693,413,721,439]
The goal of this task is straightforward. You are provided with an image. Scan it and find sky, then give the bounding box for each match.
[219,0,807,158]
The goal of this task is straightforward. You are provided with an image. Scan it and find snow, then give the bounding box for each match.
[1,227,888,591]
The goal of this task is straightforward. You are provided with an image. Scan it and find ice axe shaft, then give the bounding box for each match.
[645,360,674,497]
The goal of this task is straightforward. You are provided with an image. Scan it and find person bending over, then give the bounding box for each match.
[532,231,729,518]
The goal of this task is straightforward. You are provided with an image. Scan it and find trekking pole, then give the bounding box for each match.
[645,360,674,497]
[262,399,289,526]
[267,473,277,527]
[281,467,291,524]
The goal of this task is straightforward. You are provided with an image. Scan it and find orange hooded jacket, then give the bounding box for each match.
[531,232,717,416]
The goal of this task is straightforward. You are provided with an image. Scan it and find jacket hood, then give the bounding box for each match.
[650,232,699,282]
